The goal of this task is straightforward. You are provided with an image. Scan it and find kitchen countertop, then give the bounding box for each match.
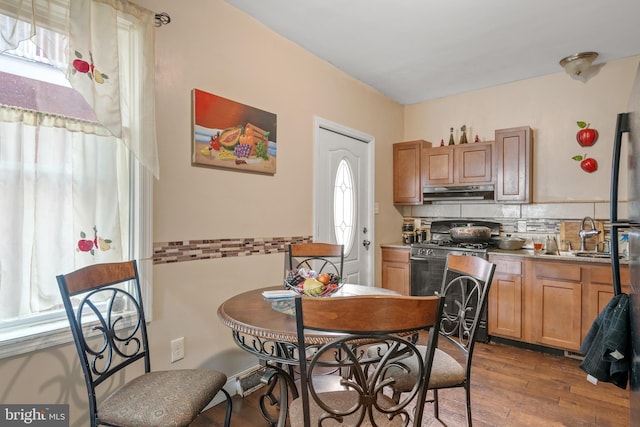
[488,248,629,264]
[380,242,410,249]
[380,243,628,265]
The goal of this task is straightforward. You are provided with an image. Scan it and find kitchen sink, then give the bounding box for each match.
[537,251,576,257]
[574,252,613,259]
[537,251,615,259]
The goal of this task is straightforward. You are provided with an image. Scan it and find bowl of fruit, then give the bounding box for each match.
[284,268,344,297]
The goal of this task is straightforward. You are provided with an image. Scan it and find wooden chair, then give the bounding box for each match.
[289,295,445,426]
[56,260,232,427]
[288,242,344,277]
[378,254,496,426]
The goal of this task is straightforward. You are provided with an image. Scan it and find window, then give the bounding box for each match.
[0,12,154,359]
[333,158,355,254]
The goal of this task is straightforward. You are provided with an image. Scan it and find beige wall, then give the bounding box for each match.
[404,56,640,204]
[144,0,403,377]
[0,1,403,425]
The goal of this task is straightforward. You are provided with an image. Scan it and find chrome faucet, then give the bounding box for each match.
[578,216,601,251]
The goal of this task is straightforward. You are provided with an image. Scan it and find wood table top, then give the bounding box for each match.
[217,284,398,344]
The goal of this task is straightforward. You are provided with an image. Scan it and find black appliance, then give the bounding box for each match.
[410,220,501,343]
[610,62,640,417]
[423,185,495,202]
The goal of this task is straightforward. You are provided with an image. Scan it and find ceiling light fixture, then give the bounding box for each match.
[559,52,599,77]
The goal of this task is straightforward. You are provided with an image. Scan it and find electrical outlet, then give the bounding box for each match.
[170,337,184,363]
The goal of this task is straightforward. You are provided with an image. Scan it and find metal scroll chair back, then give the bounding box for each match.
[290,295,445,427]
[371,254,495,426]
[57,260,232,427]
[438,254,496,354]
[431,253,496,426]
[288,243,344,277]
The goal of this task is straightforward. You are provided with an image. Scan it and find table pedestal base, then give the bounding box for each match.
[258,363,298,427]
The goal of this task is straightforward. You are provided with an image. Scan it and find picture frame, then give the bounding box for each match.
[192,89,277,174]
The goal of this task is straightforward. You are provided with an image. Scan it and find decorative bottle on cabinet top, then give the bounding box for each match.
[448,128,455,146]
[460,125,468,144]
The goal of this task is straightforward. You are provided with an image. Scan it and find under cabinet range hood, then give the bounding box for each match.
[422,185,495,202]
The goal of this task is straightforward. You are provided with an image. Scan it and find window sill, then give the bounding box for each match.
[0,320,74,360]
[0,311,146,360]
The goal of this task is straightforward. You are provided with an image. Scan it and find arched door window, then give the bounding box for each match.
[333,159,355,254]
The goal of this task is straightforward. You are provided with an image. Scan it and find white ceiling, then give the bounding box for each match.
[225,0,640,105]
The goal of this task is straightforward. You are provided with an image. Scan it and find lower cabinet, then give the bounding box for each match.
[531,261,583,351]
[488,255,523,340]
[488,255,628,353]
[582,264,630,341]
[381,247,410,296]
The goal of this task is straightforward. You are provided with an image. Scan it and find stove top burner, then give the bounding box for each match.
[422,240,493,250]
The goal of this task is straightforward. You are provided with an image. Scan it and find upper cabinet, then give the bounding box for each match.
[422,145,454,185]
[393,127,532,205]
[393,140,431,205]
[494,126,533,203]
[423,142,493,186]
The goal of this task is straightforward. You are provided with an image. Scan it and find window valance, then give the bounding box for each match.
[0,0,159,178]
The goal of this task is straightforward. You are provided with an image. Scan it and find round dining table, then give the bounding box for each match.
[217,284,399,427]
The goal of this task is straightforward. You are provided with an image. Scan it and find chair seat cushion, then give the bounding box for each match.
[381,346,465,393]
[98,369,227,427]
[289,390,410,427]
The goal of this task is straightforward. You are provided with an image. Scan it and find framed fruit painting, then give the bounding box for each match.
[192,89,277,174]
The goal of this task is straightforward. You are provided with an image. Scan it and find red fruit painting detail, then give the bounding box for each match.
[576,121,598,147]
[572,154,598,173]
[209,133,221,151]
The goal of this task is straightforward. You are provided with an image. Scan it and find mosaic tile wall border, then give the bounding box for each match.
[153,236,313,264]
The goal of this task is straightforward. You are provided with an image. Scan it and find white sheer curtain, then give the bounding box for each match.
[0,0,157,321]
[0,106,127,319]
[0,0,159,179]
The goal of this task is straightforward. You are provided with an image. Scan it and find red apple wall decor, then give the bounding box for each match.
[572,154,598,173]
[576,121,598,146]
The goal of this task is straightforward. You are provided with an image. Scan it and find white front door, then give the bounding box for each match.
[314,117,374,286]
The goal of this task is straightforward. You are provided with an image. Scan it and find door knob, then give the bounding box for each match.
[363,239,371,249]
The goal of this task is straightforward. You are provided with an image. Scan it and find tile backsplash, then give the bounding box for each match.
[402,200,628,251]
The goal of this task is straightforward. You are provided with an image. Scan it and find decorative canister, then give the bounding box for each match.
[402,232,415,245]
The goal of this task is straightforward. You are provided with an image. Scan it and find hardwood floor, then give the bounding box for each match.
[193,340,630,426]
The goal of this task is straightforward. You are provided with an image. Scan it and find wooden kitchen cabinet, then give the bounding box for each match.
[381,247,410,295]
[582,264,630,340]
[494,126,532,203]
[393,140,430,204]
[455,142,493,184]
[422,145,454,186]
[423,142,493,186]
[488,255,629,353]
[531,261,583,352]
[488,255,524,340]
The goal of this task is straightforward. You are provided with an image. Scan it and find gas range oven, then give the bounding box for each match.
[410,220,500,342]
[410,240,494,259]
